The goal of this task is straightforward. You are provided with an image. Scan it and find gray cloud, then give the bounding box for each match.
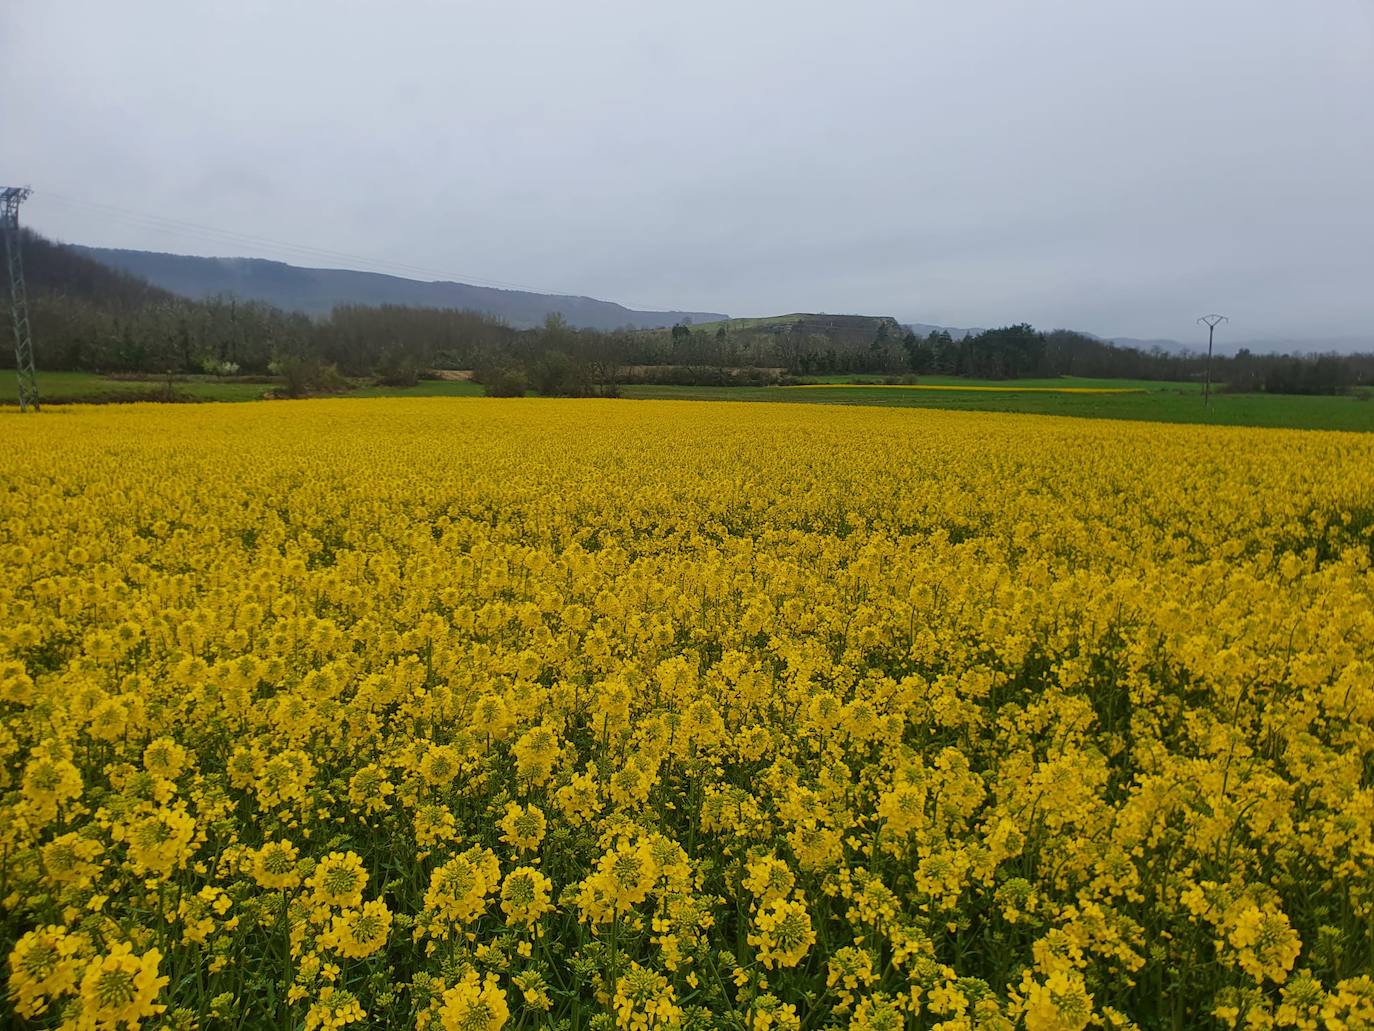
[4,0,1372,341]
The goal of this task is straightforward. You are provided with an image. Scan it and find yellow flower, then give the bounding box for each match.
[250,840,302,891]
[498,802,547,853]
[750,897,815,970]
[0,659,34,705]
[512,969,552,1011]
[323,899,392,959]
[742,855,796,903]
[877,782,927,840]
[1020,969,1093,1031]
[347,763,394,815]
[849,993,904,1031]
[1323,975,1374,1029]
[309,851,369,910]
[423,846,500,934]
[1229,905,1303,984]
[827,947,877,1010]
[1276,971,1325,1029]
[553,770,601,827]
[414,803,459,849]
[614,963,681,1031]
[76,942,168,1030]
[499,866,554,929]
[8,925,85,1018]
[579,838,660,924]
[437,969,508,1031]
[512,725,560,787]
[21,754,83,819]
[122,806,197,879]
[253,749,315,810]
[142,737,189,780]
[304,985,366,1030]
[418,743,461,788]
[178,885,232,945]
[787,821,843,873]
[41,832,105,889]
[748,993,801,1031]
[473,693,514,741]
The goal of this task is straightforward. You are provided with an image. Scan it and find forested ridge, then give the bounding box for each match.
[9,231,1373,396]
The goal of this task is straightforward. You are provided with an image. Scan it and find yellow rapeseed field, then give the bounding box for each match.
[2,398,1373,1031]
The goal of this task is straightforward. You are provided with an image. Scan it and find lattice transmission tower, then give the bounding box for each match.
[2,186,40,411]
[1196,313,1227,408]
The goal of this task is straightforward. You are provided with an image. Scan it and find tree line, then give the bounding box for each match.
[9,231,1373,395]
[900,324,1374,391]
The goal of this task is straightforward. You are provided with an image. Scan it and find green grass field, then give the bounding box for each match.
[17,371,277,403]
[9,370,1374,432]
[620,379,1374,431]
[12,371,486,405]
[797,374,1166,390]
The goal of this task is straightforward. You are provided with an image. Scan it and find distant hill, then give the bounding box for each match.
[21,231,177,308]
[72,245,728,331]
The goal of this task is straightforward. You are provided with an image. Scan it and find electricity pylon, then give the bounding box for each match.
[1197,313,1227,407]
[2,186,39,411]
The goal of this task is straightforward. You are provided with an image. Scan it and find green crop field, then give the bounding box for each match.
[7,370,1373,432]
[796,375,1170,391]
[619,379,1374,431]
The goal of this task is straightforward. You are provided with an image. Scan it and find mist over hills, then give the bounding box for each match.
[55,243,1372,355]
[72,245,727,331]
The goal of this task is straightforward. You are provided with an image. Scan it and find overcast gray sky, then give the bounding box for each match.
[4,0,1372,341]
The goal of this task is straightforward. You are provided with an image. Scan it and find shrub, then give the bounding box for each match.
[199,357,241,377]
[476,366,527,397]
[269,355,349,398]
[373,351,421,388]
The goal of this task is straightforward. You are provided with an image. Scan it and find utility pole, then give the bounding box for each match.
[1197,313,1227,407]
[2,187,40,411]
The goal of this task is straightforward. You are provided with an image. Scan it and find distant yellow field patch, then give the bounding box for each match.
[788,382,1144,394]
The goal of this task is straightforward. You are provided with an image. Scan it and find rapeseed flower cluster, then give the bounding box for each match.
[2,397,1373,1028]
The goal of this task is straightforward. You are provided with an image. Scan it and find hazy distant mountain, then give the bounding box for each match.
[73,246,727,331]
[21,231,178,309]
